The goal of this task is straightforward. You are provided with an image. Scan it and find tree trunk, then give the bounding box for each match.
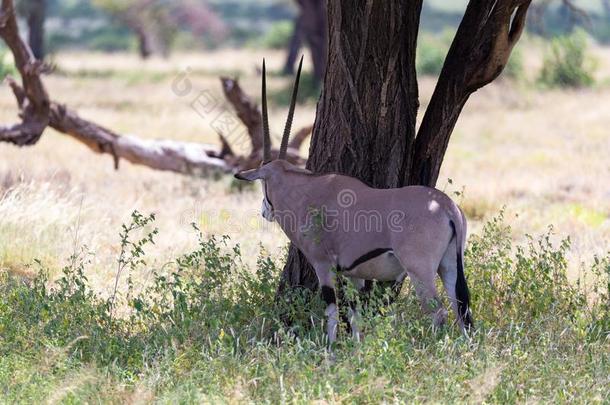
[134,26,152,59]
[297,0,327,85]
[25,0,45,59]
[283,15,304,75]
[277,0,423,295]
[277,0,531,306]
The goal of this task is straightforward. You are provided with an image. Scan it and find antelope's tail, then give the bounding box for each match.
[450,206,473,332]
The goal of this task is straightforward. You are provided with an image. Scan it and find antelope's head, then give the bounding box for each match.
[234,57,303,222]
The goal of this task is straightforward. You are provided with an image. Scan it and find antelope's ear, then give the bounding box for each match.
[234,168,263,182]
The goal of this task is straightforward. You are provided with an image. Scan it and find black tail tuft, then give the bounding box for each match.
[455,250,473,331]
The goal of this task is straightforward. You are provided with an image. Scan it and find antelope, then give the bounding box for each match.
[235,59,473,344]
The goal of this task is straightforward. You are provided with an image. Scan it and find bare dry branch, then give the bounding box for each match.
[219,76,311,168]
[0,0,49,146]
[287,124,312,150]
[216,131,235,158]
[220,76,263,153]
[46,99,229,175]
[0,0,308,176]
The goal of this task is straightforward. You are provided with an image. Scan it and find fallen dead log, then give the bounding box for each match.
[0,0,311,176]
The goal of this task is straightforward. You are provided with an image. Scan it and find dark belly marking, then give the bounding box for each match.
[339,248,393,272]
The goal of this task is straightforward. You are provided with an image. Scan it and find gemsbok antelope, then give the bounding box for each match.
[235,58,473,344]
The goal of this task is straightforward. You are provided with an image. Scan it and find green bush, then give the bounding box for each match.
[270,70,321,105]
[260,21,294,49]
[416,34,449,76]
[0,211,283,370]
[88,31,134,52]
[0,48,16,80]
[538,30,597,88]
[0,210,608,402]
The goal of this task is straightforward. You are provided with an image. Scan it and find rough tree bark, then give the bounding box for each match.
[278,0,531,300]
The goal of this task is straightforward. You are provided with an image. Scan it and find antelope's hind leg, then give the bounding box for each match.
[438,237,461,328]
[314,263,339,345]
[413,273,448,329]
[394,254,447,329]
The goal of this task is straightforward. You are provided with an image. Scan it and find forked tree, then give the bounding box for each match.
[277,0,531,299]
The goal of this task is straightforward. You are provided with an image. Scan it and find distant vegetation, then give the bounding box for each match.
[539,30,597,88]
[258,20,293,49]
[503,46,525,81]
[416,33,451,76]
[38,0,610,54]
[0,47,16,80]
[416,32,525,82]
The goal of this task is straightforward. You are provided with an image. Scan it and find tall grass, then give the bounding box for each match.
[0,211,608,402]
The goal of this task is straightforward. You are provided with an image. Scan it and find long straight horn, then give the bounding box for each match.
[262,59,271,163]
[278,55,303,160]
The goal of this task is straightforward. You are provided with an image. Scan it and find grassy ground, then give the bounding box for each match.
[0,42,609,402]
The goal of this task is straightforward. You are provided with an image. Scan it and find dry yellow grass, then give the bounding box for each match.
[0,45,608,292]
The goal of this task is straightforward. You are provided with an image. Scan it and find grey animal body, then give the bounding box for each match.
[235,58,473,344]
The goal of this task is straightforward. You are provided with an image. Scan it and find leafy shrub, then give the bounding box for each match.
[46,24,134,54]
[260,21,293,49]
[271,71,321,104]
[0,211,286,371]
[88,31,134,52]
[416,34,449,76]
[468,213,575,325]
[538,30,596,88]
[0,47,16,80]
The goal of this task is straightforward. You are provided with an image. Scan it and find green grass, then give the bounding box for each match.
[0,211,608,403]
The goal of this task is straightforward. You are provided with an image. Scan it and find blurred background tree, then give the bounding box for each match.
[9,0,609,60]
[283,0,326,85]
[16,0,47,59]
[90,0,226,58]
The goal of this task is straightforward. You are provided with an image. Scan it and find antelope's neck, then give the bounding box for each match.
[267,173,318,238]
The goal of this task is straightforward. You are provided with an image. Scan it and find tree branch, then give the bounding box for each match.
[0,0,49,146]
[409,0,531,186]
[288,124,312,150]
[46,98,229,175]
[220,76,263,153]
[219,76,311,167]
[561,0,590,25]
[1,0,309,176]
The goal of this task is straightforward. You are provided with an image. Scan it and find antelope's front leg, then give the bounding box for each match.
[314,264,338,345]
